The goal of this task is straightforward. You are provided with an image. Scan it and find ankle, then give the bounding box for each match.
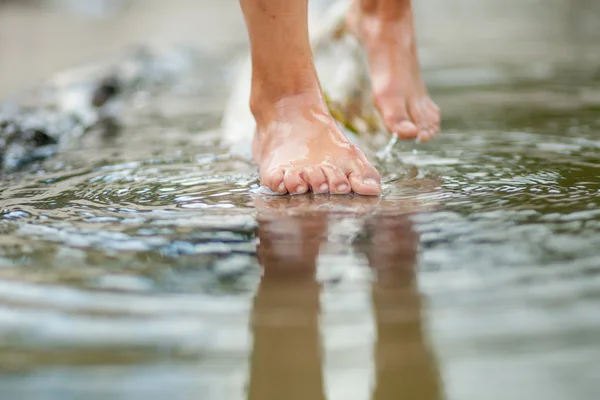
[350,7,416,50]
[249,76,324,125]
[355,0,413,21]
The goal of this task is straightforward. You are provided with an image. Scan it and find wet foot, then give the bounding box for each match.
[252,90,381,196]
[346,0,440,141]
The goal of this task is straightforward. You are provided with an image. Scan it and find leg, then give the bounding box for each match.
[347,0,441,141]
[239,0,381,196]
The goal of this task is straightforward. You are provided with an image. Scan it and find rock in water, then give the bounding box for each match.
[0,45,203,173]
[0,107,78,171]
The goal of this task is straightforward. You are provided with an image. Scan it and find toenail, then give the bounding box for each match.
[319,183,329,192]
[363,178,378,186]
[295,186,306,194]
[397,121,417,133]
[277,182,285,193]
[337,184,348,192]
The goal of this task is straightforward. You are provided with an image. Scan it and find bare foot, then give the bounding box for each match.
[347,0,441,142]
[252,90,381,196]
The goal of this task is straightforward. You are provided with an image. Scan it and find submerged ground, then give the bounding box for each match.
[1,0,600,399]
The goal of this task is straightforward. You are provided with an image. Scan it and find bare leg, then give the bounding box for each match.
[239,0,381,196]
[347,0,441,142]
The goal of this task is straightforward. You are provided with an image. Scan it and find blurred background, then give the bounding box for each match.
[1,0,600,99]
[0,0,246,98]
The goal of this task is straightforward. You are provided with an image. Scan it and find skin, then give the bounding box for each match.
[239,0,440,196]
[347,0,441,141]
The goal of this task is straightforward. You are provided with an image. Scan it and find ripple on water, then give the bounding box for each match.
[0,137,261,367]
[1,83,600,400]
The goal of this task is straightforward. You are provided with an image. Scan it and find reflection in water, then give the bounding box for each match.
[360,215,440,400]
[250,212,326,400]
[249,198,441,400]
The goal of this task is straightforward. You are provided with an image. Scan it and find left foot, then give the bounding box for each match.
[346,0,441,142]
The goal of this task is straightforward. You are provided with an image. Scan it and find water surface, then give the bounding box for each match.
[1,1,600,399]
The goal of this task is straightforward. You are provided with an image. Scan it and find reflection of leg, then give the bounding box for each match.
[248,275,325,400]
[357,215,442,400]
[371,281,441,400]
[248,215,327,400]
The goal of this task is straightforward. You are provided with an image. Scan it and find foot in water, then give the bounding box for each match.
[252,90,381,196]
[240,0,381,195]
[346,0,441,142]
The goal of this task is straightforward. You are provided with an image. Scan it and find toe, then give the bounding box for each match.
[418,107,440,142]
[283,169,308,195]
[303,167,329,194]
[426,101,441,124]
[428,126,438,138]
[424,100,441,132]
[348,165,382,196]
[408,103,431,139]
[376,98,419,139]
[418,128,433,143]
[321,164,351,194]
[262,169,286,194]
[394,120,420,139]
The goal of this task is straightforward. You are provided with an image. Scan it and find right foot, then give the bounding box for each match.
[252,90,381,196]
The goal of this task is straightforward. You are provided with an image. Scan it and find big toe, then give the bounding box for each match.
[348,165,381,196]
[377,99,419,139]
[394,120,420,139]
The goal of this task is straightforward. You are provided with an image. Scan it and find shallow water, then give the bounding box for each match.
[2,75,600,399]
[2,1,600,400]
